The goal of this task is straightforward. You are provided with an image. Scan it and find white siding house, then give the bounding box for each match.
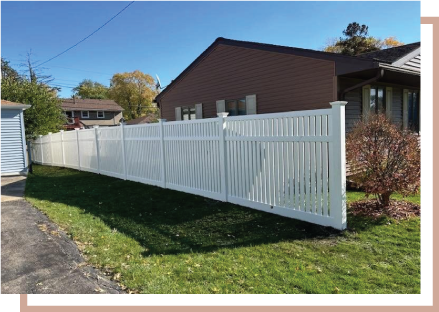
[1,100,31,175]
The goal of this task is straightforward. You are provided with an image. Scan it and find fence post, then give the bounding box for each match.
[75,128,81,171]
[93,126,100,174]
[217,112,229,201]
[39,135,44,164]
[120,123,127,180]
[48,132,53,166]
[159,119,167,188]
[329,101,348,230]
[60,130,65,167]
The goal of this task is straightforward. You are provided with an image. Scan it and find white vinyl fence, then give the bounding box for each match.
[31,101,347,230]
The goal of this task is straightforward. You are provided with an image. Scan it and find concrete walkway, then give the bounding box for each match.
[1,176,122,294]
[1,175,27,202]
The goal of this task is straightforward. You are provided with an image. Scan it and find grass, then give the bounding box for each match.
[25,165,420,294]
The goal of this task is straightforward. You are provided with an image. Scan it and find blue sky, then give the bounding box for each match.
[1,1,420,98]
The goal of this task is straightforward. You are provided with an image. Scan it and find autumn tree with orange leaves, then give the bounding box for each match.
[108,70,158,120]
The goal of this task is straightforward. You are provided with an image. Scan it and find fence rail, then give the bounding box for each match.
[31,102,347,230]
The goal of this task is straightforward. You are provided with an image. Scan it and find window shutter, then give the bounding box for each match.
[362,85,371,121]
[245,94,257,115]
[175,107,182,121]
[419,91,422,134]
[195,103,203,119]
[386,87,393,120]
[216,100,225,113]
[403,89,409,129]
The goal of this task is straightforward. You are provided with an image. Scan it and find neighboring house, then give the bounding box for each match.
[1,100,31,175]
[155,38,420,132]
[61,98,124,130]
[125,114,158,125]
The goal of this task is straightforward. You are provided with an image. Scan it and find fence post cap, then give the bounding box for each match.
[329,101,348,107]
[74,128,80,130]
[39,135,43,137]
[60,130,64,132]
[217,112,229,118]
[159,119,167,122]
[93,125,99,128]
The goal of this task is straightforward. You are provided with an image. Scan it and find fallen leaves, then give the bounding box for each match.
[37,224,47,232]
[350,200,420,220]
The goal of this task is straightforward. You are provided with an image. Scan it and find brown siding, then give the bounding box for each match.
[159,44,336,121]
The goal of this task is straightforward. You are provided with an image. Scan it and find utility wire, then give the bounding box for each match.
[35,1,135,68]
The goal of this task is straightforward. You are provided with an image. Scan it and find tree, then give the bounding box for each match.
[108,70,158,120]
[21,50,56,86]
[2,78,65,139]
[1,58,20,81]
[346,114,420,207]
[323,22,404,56]
[73,79,109,99]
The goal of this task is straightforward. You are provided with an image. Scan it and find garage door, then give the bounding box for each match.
[1,109,26,175]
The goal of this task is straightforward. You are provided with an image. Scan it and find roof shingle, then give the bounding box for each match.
[61,98,123,111]
[125,115,157,125]
[356,42,420,63]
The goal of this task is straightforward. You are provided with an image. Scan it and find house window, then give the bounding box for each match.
[408,91,420,132]
[97,111,105,119]
[369,86,386,114]
[182,106,196,120]
[65,111,74,118]
[81,111,89,118]
[226,98,246,116]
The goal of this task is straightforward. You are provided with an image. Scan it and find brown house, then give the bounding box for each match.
[61,98,124,130]
[155,38,420,132]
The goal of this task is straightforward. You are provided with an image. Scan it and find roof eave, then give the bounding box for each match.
[379,63,421,76]
[391,47,421,67]
[1,104,31,110]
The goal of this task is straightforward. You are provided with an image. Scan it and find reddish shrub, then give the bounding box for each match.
[346,114,420,207]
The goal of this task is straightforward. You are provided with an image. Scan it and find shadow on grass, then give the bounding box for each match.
[25,165,384,257]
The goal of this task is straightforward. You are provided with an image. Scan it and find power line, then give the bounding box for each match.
[49,84,75,88]
[35,1,135,68]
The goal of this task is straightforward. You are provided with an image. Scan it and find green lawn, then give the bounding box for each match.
[25,165,420,294]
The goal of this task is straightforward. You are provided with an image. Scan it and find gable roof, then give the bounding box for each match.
[61,98,123,111]
[125,114,157,125]
[155,37,377,102]
[356,42,420,63]
[1,99,31,110]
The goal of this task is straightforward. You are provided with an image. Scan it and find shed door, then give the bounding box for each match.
[1,109,26,174]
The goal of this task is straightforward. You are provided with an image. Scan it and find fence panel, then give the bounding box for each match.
[124,123,162,186]
[63,130,79,169]
[51,132,64,166]
[225,110,333,226]
[41,134,52,165]
[97,127,125,179]
[78,129,99,173]
[163,119,223,201]
[31,102,347,230]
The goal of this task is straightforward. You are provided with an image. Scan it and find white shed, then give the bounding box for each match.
[1,100,31,175]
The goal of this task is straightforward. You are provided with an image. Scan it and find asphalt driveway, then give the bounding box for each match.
[1,176,122,294]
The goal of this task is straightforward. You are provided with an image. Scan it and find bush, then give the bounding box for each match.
[1,78,65,139]
[346,114,420,207]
